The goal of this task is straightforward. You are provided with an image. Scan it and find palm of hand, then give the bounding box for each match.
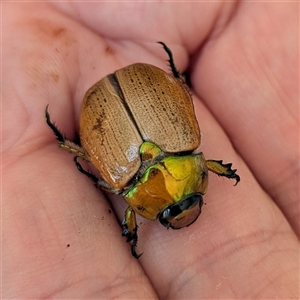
[3,3,298,299]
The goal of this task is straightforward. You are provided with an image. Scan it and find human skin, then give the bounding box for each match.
[2,2,299,299]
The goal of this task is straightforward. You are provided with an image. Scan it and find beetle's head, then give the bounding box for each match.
[158,193,203,229]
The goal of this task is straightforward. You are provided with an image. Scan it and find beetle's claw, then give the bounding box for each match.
[121,208,142,258]
[122,218,142,258]
[122,229,142,258]
[230,171,240,186]
[219,162,240,185]
[131,239,143,259]
[206,160,240,186]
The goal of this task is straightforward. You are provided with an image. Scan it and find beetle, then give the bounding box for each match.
[45,42,240,258]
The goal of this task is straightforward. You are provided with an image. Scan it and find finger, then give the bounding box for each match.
[3,3,158,299]
[52,1,225,49]
[191,2,299,236]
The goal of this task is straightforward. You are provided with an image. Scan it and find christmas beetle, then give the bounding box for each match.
[45,42,240,258]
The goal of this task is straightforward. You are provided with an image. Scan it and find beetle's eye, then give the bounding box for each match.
[158,194,203,229]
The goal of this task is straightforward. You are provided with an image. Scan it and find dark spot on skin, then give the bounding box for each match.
[105,45,115,55]
[108,209,112,214]
[51,73,59,82]
[53,27,66,37]
[67,244,70,248]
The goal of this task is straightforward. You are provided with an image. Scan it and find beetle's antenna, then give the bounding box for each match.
[157,42,181,79]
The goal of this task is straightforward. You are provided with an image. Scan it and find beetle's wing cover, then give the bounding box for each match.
[115,64,201,153]
[80,76,143,190]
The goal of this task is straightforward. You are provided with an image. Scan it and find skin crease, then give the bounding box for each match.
[2,2,299,299]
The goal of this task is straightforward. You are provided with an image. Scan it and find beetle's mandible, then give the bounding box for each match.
[45,42,240,258]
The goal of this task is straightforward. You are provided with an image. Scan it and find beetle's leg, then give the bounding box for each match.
[122,207,142,258]
[45,105,87,160]
[158,42,181,79]
[74,156,121,193]
[206,160,240,186]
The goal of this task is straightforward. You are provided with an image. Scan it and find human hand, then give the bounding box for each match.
[3,2,298,299]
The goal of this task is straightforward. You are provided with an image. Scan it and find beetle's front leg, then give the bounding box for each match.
[206,160,240,186]
[45,105,87,160]
[122,207,142,258]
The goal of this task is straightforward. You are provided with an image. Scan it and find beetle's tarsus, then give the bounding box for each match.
[206,159,240,186]
[45,105,66,144]
[122,226,142,259]
[122,209,142,258]
[158,42,181,79]
[46,105,87,158]
[131,239,143,259]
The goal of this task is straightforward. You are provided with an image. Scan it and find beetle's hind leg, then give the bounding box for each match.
[206,160,240,186]
[74,156,121,193]
[45,105,87,160]
[122,207,142,258]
